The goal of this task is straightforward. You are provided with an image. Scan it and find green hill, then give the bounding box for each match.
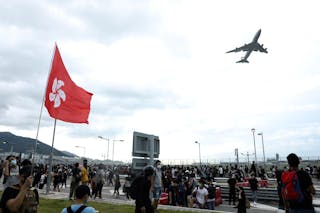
[0,132,72,157]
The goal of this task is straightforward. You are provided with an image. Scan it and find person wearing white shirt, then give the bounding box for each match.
[192,180,208,209]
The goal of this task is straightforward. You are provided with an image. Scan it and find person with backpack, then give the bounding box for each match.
[61,185,97,213]
[131,165,155,213]
[191,178,208,209]
[281,153,316,213]
[0,159,39,213]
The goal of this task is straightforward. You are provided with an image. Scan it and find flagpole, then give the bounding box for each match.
[32,44,57,174]
[46,119,57,195]
[30,103,43,176]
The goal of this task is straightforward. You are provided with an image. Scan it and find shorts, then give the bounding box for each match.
[153,187,162,200]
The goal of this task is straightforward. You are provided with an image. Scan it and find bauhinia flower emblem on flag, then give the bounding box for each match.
[49,78,66,108]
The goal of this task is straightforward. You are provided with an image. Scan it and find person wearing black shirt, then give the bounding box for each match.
[227,174,237,205]
[69,162,81,200]
[237,187,246,213]
[248,174,258,206]
[0,159,39,213]
[135,166,155,213]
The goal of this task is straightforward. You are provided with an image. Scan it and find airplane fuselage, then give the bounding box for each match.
[252,29,261,43]
[226,29,267,63]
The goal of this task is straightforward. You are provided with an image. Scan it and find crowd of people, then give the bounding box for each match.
[0,153,318,212]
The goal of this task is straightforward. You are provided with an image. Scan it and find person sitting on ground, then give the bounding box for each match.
[61,184,97,213]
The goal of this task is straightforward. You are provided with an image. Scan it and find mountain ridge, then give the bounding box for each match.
[0,132,76,157]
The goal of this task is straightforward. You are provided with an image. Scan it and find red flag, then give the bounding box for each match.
[45,45,93,124]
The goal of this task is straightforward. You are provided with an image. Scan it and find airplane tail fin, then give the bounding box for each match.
[236,59,249,63]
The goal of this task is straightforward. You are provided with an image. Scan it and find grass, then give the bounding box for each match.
[39,198,134,212]
[38,198,202,213]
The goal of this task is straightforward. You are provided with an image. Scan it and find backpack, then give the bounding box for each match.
[129,175,142,200]
[66,205,87,213]
[281,170,304,202]
[20,188,39,213]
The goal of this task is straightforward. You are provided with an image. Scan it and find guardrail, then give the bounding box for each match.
[219,185,280,201]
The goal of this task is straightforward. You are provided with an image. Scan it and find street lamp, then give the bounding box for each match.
[251,128,258,165]
[112,139,124,169]
[98,136,110,161]
[257,132,266,167]
[195,141,201,167]
[75,146,86,158]
[241,152,255,168]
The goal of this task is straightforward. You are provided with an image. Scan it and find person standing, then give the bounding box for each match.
[95,164,104,199]
[206,177,216,210]
[152,160,162,212]
[69,162,81,200]
[3,155,19,188]
[113,171,121,197]
[248,174,258,206]
[227,174,237,206]
[237,187,246,213]
[250,161,257,177]
[282,153,315,213]
[134,166,155,213]
[81,159,89,185]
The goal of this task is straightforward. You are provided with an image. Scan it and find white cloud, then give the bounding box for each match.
[1,0,320,162]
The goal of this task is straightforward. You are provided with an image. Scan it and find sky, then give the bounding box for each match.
[1,0,320,164]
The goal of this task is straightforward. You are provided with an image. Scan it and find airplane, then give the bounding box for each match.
[226,29,268,63]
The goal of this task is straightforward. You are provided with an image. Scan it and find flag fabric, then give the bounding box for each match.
[45,45,93,124]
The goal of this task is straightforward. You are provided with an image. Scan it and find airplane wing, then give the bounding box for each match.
[226,43,252,53]
[236,50,252,63]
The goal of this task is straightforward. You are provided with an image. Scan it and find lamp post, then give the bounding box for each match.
[75,146,86,158]
[257,132,266,167]
[98,136,110,161]
[112,139,124,170]
[195,141,201,167]
[251,128,257,165]
[241,152,255,168]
